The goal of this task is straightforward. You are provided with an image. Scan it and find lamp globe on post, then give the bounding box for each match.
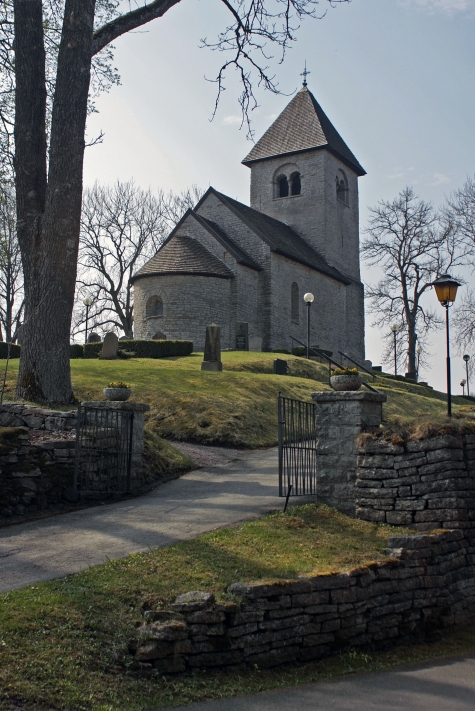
[390,323,399,377]
[303,293,314,360]
[461,379,466,397]
[463,354,471,397]
[431,274,461,417]
[83,296,93,345]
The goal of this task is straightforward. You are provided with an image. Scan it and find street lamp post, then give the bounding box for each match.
[461,379,466,397]
[463,354,471,396]
[390,323,399,376]
[416,345,422,380]
[303,293,314,359]
[431,274,461,417]
[83,296,93,344]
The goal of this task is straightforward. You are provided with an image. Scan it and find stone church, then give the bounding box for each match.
[132,83,366,360]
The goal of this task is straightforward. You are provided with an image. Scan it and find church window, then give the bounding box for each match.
[336,170,349,205]
[277,175,289,198]
[146,295,163,318]
[291,282,299,323]
[290,172,301,196]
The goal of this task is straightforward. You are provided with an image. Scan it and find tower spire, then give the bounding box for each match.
[300,61,310,88]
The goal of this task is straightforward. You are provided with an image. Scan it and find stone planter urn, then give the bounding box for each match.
[330,374,363,391]
[103,387,132,401]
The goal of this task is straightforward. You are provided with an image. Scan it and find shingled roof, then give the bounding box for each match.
[131,235,233,282]
[192,213,262,271]
[242,86,366,176]
[208,189,351,285]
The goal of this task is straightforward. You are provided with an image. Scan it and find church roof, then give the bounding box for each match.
[192,213,262,271]
[242,86,366,176]
[208,189,351,285]
[132,234,233,282]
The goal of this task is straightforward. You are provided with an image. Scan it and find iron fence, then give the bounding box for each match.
[74,405,134,496]
[278,394,318,509]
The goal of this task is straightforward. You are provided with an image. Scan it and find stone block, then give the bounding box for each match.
[170,591,215,613]
[386,511,413,525]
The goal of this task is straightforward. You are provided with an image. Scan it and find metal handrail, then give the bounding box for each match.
[290,337,379,393]
[338,350,376,380]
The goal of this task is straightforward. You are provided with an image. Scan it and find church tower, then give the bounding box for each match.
[242,84,366,281]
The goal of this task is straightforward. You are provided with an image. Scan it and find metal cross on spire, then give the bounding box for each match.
[301,62,310,87]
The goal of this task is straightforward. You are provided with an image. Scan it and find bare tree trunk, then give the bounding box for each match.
[15,0,95,402]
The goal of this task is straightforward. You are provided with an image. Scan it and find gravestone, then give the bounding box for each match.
[201,324,222,372]
[87,332,101,343]
[101,332,119,359]
[153,331,166,340]
[249,336,262,352]
[273,359,288,375]
[235,322,249,351]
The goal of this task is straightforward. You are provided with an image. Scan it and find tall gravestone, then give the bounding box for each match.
[201,324,222,372]
[235,322,249,351]
[87,332,101,343]
[101,332,119,359]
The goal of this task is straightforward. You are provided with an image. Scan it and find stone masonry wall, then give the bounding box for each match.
[0,428,76,520]
[131,530,475,674]
[356,434,475,532]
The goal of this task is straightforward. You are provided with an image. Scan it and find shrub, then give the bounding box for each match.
[70,344,84,359]
[331,367,359,376]
[84,342,103,359]
[0,342,21,359]
[117,340,193,358]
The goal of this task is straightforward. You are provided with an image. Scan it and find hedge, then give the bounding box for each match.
[70,344,84,359]
[0,342,21,358]
[83,339,193,359]
[118,339,193,358]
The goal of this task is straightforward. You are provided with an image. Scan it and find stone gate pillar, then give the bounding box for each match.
[311,391,387,515]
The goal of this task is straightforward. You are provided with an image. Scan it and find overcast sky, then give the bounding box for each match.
[83,0,475,393]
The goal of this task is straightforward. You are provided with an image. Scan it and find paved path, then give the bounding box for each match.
[0,447,283,593]
[161,654,475,711]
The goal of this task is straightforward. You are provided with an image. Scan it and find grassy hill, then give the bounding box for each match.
[1,352,472,448]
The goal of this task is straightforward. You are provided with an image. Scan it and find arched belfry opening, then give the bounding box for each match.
[290,172,301,196]
[336,170,349,206]
[277,175,289,198]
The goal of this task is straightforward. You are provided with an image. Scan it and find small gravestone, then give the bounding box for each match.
[235,322,249,351]
[249,336,262,352]
[153,331,166,340]
[201,324,222,372]
[101,332,119,359]
[87,332,101,343]
[273,359,288,375]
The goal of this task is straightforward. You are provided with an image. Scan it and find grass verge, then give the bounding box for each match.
[0,504,420,711]
[1,353,469,449]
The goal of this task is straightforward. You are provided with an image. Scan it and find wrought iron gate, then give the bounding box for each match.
[278,395,318,507]
[74,405,134,496]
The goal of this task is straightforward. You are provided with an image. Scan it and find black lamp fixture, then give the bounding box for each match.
[303,292,314,359]
[431,274,462,417]
[463,354,471,397]
[83,296,93,344]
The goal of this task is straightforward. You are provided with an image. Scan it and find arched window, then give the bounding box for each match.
[291,282,299,324]
[146,295,163,318]
[277,175,289,198]
[336,170,349,205]
[290,172,301,196]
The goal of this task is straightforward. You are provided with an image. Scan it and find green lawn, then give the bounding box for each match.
[1,352,469,448]
[0,504,426,711]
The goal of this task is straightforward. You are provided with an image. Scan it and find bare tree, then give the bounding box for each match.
[0,185,23,342]
[363,188,469,379]
[10,0,349,403]
[73,181,203,341]
[446,176,475,354]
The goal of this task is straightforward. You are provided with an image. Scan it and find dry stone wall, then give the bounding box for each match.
[131,530,475,674]
[356,434,475,532]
